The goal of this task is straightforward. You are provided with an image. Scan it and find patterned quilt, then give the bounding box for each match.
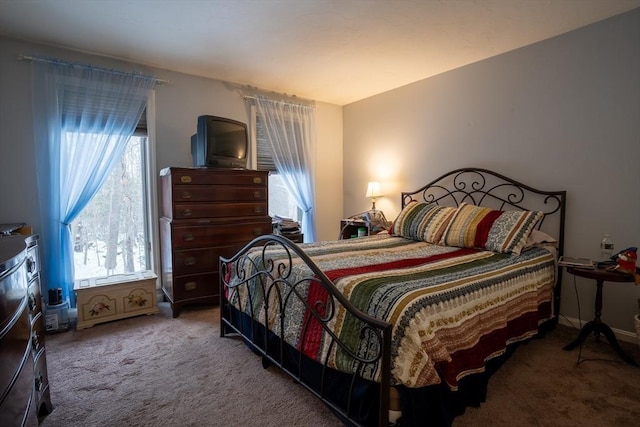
[226,234,556,389]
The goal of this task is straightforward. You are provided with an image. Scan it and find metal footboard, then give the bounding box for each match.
[220,234,392,427]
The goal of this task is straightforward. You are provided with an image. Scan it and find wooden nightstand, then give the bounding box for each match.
[563,266,638,366]
[339,219,372,240]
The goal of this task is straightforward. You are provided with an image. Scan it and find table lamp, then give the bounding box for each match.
[365,181,382,210]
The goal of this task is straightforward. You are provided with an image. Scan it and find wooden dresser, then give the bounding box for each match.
[159,167,271,317]
[0,234,53,426]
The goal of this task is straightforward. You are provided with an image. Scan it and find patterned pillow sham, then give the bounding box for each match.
[439,202,543,255]
[390,201,457,243]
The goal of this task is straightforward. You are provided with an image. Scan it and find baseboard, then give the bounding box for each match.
[558,315,638,344]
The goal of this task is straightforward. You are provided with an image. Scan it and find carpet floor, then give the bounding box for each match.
[39,302,640,426]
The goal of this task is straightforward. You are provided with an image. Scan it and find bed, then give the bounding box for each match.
[219,167,566,427]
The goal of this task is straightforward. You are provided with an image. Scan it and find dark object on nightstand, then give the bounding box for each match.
[339,219,373,240]
[563,266,639,366]
[339,210,389,240]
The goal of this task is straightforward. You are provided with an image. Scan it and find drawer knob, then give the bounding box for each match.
[254,206,263,214]
[35,373,44,392]
[181,209,192,217]
[31,331,40,352]
[180,176,192,183]
[28,292,37,311]
[27,257,36,273]
[253,190,262,199]
[182,233,194,242]
[184,257,196,266]
[184,281,197,291]
[181,191,192,199]
[253,177,263,184]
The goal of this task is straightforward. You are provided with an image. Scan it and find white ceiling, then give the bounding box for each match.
[1,0,638,105]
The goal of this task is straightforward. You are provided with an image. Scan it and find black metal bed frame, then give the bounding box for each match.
[219,167,566,427]
[401,167,566,317]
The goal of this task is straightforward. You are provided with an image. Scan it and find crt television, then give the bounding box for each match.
[191,115,248,168]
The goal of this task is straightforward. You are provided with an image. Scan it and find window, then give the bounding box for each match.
[71,132,153,281]
[254,113,301,222]
[268,173,300,220]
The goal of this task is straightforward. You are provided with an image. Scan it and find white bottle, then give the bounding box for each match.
[600,234,614,260]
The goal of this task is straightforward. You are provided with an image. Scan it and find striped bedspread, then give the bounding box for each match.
[227,234,556,389]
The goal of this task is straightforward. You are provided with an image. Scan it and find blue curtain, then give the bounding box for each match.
[254,98,317,242]
[31,58,156,307]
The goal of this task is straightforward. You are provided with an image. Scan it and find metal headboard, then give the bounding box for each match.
[401,167,566,318]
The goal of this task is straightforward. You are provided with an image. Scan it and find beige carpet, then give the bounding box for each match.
[40,303,640,427]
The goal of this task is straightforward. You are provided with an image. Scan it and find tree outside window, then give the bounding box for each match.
[71,135,151,280]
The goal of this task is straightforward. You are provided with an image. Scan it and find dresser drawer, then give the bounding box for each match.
[172,185,266,203]
[173,243,245,275]
[30,315,45,357]
[171,201,267,220]
[167,168,267,186]
[170,220,272,249]
[33,347,50,405]
[0,258,28,329]
[27,278,42,322]
[0,303,31,396]
[172,272,218,301]
[0,356,33,427]
[25,244,39,283]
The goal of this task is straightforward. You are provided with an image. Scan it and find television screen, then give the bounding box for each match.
[205,120,247,161]
[193,115,248,168]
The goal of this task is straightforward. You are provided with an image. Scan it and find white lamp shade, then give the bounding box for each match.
[365,182,382,198]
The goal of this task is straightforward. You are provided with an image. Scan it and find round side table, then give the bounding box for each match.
[563,266,638,366]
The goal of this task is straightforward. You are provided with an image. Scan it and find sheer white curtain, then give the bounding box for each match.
[31,57,156,306]
[253,97,317,242]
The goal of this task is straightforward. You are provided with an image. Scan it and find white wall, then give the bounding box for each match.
[0,37,344,255]
[315,103,344,240]
[343,9,640,334]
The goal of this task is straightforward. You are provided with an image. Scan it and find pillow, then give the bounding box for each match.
[439,203,543,255]
[524,229,558,250]
[390,201,456,243]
